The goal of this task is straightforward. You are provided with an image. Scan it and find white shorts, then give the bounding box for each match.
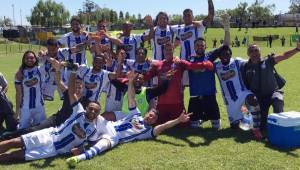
[182,71,190,86]
[19,106,46,129]
[42,83,57,101]
[105,98,123,112]
[225,90,252,123]
[22,128,57,161]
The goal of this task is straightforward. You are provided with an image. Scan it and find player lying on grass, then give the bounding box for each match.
[66,71,192,167]
[0,57,88,141]
[0,71,102,162]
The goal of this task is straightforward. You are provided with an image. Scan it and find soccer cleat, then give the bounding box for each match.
[66,156,80,168]
[252,128,263,141]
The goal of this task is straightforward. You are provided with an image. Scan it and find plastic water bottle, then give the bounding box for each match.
[239,106,253,131]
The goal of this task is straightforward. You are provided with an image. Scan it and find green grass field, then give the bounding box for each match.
[1,27,300,170]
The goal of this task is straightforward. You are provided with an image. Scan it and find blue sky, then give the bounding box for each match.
[0,0,291,25]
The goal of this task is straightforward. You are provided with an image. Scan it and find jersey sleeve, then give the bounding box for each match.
[58,34,68,47]
[134,34,144,44]
[102,70,111,92]
[125,59,135,70]
[58,48,71,61]
[0,73,8,90]
[76,65,89,80]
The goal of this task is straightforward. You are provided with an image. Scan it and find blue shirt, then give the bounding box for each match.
[188,50,218,96]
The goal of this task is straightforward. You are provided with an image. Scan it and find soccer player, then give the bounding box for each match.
[119,16,154,60]
[89,19,122,58]
[77,53,121,104]
[188,14,230,129]
[242,42,300,130]
[39,38,71,101]
[0,72,17,132]
[103,49,127,112]
[65,71,192,167]
[214,45,263,140]
[58,16,88,65]
[0,71,101,162]
[15,51,46,129]
[144,42,214,125]
[174,0,214,86]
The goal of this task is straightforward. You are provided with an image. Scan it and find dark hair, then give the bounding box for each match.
[70,16,81,25]
[46,38,58,46]
[194,37,206,44]
[98,19,107,24]
[218,45,232,55]
[136,47,147,56]
[155,12,169,26]
[183,9,193,15]
[21,51,39,70]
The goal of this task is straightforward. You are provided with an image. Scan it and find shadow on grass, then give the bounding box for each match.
[29,156,58,169]
[155,127,254,147]
[263,139,299,158]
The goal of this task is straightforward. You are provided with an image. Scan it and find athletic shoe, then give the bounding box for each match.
[252,128,263,141]
[66,156,80,168]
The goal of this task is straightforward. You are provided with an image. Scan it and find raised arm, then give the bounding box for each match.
[48,58,67,92]
[220,13,230,46]
[180,59,214,71]
[153,111,192,136]
[202,0,215,26]
[274,42,300,63]
[127,71,137,109]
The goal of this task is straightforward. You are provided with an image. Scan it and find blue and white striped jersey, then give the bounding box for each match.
[112,108,155,143]
[77,66,111,102]
[175,21,206,61]
[51,102,97,154]
[120,35,144,60]
[125,59,151,74]
[215,58,247,105]
[15,66,46,109]
[58,32,88,65]
[151,25,177,60]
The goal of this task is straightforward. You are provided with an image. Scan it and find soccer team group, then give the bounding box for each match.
[0,0,300,166]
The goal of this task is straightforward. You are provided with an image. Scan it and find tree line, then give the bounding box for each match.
[1,0,300,28]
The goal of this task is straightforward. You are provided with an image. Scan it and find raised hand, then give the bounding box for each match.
[178,111,192,123]
[127,71,137,82]
[220,13,231,30]
[47,58,61,71]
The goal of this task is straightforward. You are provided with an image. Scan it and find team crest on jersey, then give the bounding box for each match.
[180,31,193,41]
[124,44,133,51]
[220,70,236,81]
[72,123,86,139]
[24,77,39,87]
[130,115,144,130]
[157,37,171,45]
[85,82,98,90]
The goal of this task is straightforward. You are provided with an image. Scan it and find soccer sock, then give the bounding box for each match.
[246,105,261,129]
[77,139,111,161]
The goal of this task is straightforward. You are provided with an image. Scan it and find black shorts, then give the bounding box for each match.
[188,95,220,121]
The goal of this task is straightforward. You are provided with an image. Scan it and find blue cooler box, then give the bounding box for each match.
[267,111,300,148]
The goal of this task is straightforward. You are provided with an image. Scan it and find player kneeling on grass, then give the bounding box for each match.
[214,45,263,140]
[0,71,101,162]
[66,71,192,167]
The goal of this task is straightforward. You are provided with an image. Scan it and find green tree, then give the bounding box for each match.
[27,0,70,27]
[289,0,300,13]
[119,11,124,21]
[247,0,275,24]
[125,12,130,20]
[0,17,13,26]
